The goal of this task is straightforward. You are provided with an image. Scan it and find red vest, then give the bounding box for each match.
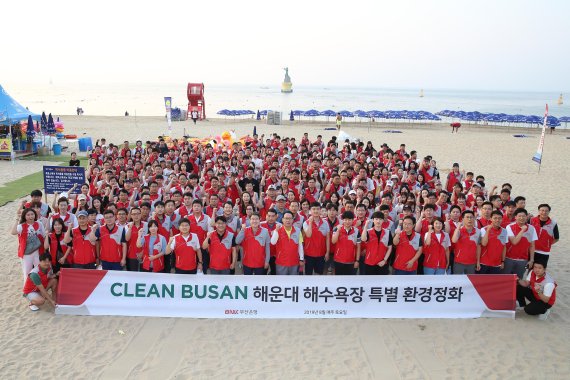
[530,217,556,253]
[480,227,507,267]
[506,223,533,260]
[18,222,43,258]
[71,227,97,264]
[394,231,421,271]
[141,235,164,272]
[189,213,209,244]
[99,224,124,263]
[304,219,328,258]
[23,266,50,295]
[173,234,199,270]
[241,227,268,268]
[48,232,70,265]
[334,227,359,264]
[260,222,279,258]
[364,228,390,266]
[275,226,301,266]
[127,222,147,259]
[454,227,480,265]
[530,272,557,306]
[423,232,448,269]
[209,230,234,270]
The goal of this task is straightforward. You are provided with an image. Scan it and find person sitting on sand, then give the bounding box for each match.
[23,253,58,311]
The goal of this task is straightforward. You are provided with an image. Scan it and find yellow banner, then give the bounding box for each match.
[0,138,12,153]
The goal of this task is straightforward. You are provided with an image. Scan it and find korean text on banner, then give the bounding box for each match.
[56,269,516,319]
[43,166,85,194]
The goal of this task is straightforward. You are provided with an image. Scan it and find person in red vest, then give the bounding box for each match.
[189,200,213,274]
[516,261,556,320]
[393,216,422,275]
[303,202,331,275]
[202,216,237,274]
[23,253,57,311]
[478,210,508,274]
[236,213,270,275]
[505,208,537,279]
[166,218,202,274]
[270,211,304,275]
[451,210,481,274]
[422,217,450,275]
[261,209,281,275]
[331,211,361,275]
[445,163,464,193]
[360,211,392,275]
[124,207,148,271]
[43,217,70,273]
[89,210,127,270]
[11,207,46,285]
[64,211,97,269]
[136,220,168,273]
[530,203,559,266]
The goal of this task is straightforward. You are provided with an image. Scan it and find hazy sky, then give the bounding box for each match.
[3,0,569,91]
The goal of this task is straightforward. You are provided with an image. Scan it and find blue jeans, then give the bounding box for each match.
[394,269,416,275]
[423,267,446,275]
[101,261,123,271]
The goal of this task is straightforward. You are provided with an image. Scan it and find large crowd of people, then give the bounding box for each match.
[11,132,559,318]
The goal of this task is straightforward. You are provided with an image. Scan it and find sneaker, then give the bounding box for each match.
[29,304,39,311]
[538,309,551,321]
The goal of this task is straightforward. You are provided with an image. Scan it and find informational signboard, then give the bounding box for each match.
[43,166,85,194]
[0,138,12,154]
[56,269,516,319]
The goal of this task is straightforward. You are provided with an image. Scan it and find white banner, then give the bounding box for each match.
[56,269,516,319]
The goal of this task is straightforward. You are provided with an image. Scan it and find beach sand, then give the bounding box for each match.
[1,116,568,379]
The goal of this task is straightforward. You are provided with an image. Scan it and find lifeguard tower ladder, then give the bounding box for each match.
[187,83,206,120]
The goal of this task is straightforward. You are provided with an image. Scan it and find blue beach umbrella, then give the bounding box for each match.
[253,125,257,135]
[217,109,231,116]
[47,113,55,134]
[259,110,268,116]
[256,110,261,120]
[303,109,320,117]
[292,110,304,116]
[558,116,570,122]
[320,110,336,117]
[40,111,47,133]
[26,115,36,141]
[339,110,354,118]
[290,110,294,121]
[545,116,560,127]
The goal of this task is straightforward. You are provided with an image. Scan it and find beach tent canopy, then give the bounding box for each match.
[0,84,40,124]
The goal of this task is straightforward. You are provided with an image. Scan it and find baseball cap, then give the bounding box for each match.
[276,195,286,201]
[76,210,88,218]
[472,182,481,188]
[386,180,394,187]
[78,194,87,201]
[348,190,357,195]
[268,185,277,190]
[283,155,291,160]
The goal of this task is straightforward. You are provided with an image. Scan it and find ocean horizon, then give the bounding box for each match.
[3,82,569,119]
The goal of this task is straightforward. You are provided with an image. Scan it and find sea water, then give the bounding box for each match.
[4,83,569,119]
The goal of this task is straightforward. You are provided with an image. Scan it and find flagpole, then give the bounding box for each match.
[532,104,548,174]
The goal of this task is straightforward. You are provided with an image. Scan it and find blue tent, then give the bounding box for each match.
[0,84,40,124]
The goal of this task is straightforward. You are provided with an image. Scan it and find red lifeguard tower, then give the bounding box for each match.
[187,83,206,120]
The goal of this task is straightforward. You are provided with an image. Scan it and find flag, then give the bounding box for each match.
[164,97,172,133]
[532,104,548,165]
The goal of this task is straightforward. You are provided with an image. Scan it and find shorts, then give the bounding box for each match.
[25,292,43,302]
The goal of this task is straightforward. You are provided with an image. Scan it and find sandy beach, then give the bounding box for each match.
[1,116,568,379]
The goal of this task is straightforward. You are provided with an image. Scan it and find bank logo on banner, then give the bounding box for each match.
[56,269,516,319]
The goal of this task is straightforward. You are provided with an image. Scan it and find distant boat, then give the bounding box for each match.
[558,93,563,105]
[419,89,424,98]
